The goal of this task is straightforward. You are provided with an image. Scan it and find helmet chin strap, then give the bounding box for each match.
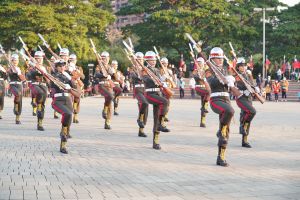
[210,58,223,68]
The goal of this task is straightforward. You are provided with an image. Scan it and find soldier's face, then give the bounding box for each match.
[162,62,168,67]
[69,59,77,65]
[61,55,69,62]
[35,57,43,65]
[212,58,223,67]
[148,60,156,67]
[102,56,109,65]
[238,65,246,73]
[197,62,204,68]
[112,64,117,69]
[12,59,19,66]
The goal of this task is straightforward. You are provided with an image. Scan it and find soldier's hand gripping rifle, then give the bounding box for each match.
[185,33,241,97]
[228,42,265,104]
[123,40,174,98]
[123,48,142,79]
[37,33,61,60]
[19,40,80,98]
[0,44,26,81]
[153,46,176,88]
[38,45,55,73]
[89,38,114,88]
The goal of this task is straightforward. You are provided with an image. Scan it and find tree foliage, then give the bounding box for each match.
[0,0,115,65]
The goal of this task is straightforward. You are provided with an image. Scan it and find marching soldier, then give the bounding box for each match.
[7,54,26,124]
[143,51,170,150]
[206,47,238,167]
[193,57,210,127]
[110,60,123,116]
[48,56,60,119]
[130,52,148,137]
[26,64,37,116]
[51,60,79,154]
[0,64,7,119]
[94,51,114,130]
[27,51,49,131]
[69,54,85,123]
[235,58,257,148]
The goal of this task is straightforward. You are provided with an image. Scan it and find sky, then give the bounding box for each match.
[278,0,300,6]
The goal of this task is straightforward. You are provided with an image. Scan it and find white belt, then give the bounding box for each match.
[0,78,4,81]
[99,81,106,84]
[54,93,70,97]
[10,81,22,85]
[240,90,251,96]
[114,82,120,85]
[195,85,205,88]
[135,84,144,88]
[210,92,229,97]
[145,88,160,92]
[32,82,47,86]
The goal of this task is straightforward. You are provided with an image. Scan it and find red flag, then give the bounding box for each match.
[292,60,300,69]
[265,58,271,66]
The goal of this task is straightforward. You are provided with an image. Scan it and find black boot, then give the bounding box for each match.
[15,115,21,124]
[216,146,229,167]
[137,113,145,128]
[138,128,147,137]
[242,135,252,148]
[104,119,111,130]
[73,114,79,123]
[37,119,45,131]
[153,132,161,150]
[158,116,170,132]
[102,106,108,119]
[60,126,68,154]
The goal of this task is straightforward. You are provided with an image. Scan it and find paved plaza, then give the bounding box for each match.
[0,97,299,200]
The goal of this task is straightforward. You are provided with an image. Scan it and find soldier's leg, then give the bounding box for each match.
[52,97,73,154]
[210,98,234,167]
[99,85,113,121]
[0,81,5,119]
[113,85,122,115]
[10,85,23,124]
[33,86,46,131]
[152,104,161,150]
[236,97,256,148]
[30,84,37,116]
[136,93,149,137]
[146,93,169,132]
[164,98,170,122]
[72,97,80,123]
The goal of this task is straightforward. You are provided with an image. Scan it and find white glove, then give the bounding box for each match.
[254,86,260,93]
[107,75,111,80]
[64,84,71,90]
[0,65,6,72]
[162,82,168,88]
[225,75,235,87]
[40,66,47,73]
[246,70,252,75]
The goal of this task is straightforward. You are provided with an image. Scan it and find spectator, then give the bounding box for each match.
[179,77,185,98]
[276,68,282,81]
[256,73,262,89]
[280,77,289,101]
[272,80,280,102]
[264,76,271,87]
[189,77,196,98]
[265,83,272,101]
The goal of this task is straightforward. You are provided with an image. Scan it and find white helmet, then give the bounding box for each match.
[59,48,69,56]
[111,60,118,65]
[196,57,205,64]
[161,57,168,64]
[144,51,156,61]
[34,51,44,58]
[237,57,246,65]
[209,47,224,59]
[135,52,144,58]
[11,54,19,61]
[101,51,110,57]
[69,54,77,60]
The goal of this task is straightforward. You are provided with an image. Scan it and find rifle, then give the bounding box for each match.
[37,33,61,59]
[0,44,26,81]
[185,33,241,97]
[123,40,174,98]
[153,46,176,88]
[38,45,55,72]
[188,43,205,80]
[89,38,114,88]
[19,39,80,98]
[228,42,265,104]
[123,48,142,79]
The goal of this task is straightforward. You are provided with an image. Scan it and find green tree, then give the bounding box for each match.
[0,0,115,66]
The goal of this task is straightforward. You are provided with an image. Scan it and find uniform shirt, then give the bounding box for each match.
[235,72,253,91]
[8,66,22,82]
[142,66,161,89]
[207,66,229,93]
[51,72,75,94]
[27,66,47,83]
[130,70,143,85]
